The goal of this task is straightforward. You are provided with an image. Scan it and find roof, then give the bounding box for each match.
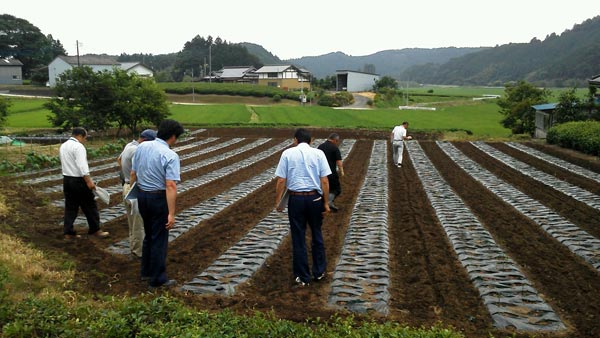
[0,58,23,66]
[57,55,119,66]
[218,66,256,79]
[589,74,600,85]
[532,103,557,111]
[254,65,296,73]
[336,69,379,76]
[120,62,152,72]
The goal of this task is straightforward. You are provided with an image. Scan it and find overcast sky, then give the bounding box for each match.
[3,1,597,60]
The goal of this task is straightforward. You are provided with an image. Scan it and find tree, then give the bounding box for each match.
[0,14,66,78]
[0,96,10,128]
[373,76,398,91]
[46,67,169,134]
[554,88,584,124]
[497,81,550,134]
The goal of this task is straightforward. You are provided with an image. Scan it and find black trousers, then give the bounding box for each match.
[138,190,170,286]
[328,173,341,196]
[63,176,100,235]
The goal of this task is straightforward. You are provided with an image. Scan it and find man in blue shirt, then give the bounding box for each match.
[275,128,331,287]
[131,119,184,289]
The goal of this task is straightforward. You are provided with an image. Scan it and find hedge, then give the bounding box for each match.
[546,121,600,156]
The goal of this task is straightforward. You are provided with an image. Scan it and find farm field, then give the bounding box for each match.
[2,127,599,337]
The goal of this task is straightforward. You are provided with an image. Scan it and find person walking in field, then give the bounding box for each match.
[117,129,156,258]
[318,133,344,212]
[391,121,412,167]
[131,119,184,289]
[275,128,331,287]
[59,127,110,239]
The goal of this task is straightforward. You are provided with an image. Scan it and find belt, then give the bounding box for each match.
[139,189,166,194]
[289,190,318,196]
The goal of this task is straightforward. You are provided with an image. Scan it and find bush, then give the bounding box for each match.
[273,94,282,102]
[547,121,600,156]
[317,92,355,107]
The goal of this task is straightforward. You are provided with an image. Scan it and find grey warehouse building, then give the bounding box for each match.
[336,70,379,92]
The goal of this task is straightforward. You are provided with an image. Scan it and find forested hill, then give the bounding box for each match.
[284,48,486,79]
[402,16,600,87]
[239,42,283,65]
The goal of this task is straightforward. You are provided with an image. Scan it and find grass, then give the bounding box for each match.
[3,97,52,130]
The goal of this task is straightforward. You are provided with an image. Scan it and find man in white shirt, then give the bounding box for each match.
[59,127,109,239]
[390,121,413,167]
[117,129,156,257]
[275,128,331,287]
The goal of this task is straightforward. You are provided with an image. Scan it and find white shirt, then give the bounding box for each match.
[119,140,139,183]
[392,125,407,141]
[59,137,90,177]
[275,142,331,195]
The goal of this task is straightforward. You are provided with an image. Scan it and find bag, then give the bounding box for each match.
[94,186,110,204]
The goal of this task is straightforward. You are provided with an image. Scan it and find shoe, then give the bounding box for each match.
[329,202,339,212]
[396,163,402,168]
[90,230,110,238]
[314,273,326,282]
[293,276,309,287]
[64,234,81,240]
[149,279,177,290]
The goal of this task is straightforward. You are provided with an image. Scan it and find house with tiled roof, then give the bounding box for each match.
[0,58,23,85]
[254,65,310,90]
[214,66,258,83]
[48,55,153,86]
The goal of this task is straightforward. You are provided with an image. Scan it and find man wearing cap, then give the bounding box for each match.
[275,128,331,287]
[59,127,109,239]
[117,129,156,258]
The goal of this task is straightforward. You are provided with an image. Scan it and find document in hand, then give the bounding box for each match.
[124,182,139,200]
[277,188,290,210]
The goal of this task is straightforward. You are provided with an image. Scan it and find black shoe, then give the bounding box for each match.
[329,202,338,212]
[149,279,177,290]
[314,273,326,282]
[293,276,309,288]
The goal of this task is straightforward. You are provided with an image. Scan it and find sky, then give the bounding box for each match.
[3,0,598,60]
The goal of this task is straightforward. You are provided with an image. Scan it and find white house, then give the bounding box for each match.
[335,70,379,92]
[48,55,153,87]
[254,65,310,90]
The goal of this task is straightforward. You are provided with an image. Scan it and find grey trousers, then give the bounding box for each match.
[392,140,404,165]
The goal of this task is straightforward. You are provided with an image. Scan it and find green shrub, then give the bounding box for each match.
[547,121,600,156]
[273,94,282,102]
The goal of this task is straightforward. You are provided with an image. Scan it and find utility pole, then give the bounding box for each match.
[76,40,80,67]
[191,68,195,102]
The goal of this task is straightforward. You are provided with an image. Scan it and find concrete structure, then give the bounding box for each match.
[336,70,379,92]
[533,103,557,139]
[214,66,258,83]
[254,65,310,90]
[0,58,23,85]
[48,55,153,87]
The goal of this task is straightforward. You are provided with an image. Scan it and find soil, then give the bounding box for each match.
[1,128,599,338]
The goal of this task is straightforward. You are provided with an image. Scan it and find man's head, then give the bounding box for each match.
[327,133,341,146]
[157,119,184,145]
[139,129,157,142]
[294,128,311,145]
[402,121,409,127]
[72,127,87,142]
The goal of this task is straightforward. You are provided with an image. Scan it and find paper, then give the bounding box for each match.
[94,186,110,204]
[277,188,290,210]
[124,182,139,200]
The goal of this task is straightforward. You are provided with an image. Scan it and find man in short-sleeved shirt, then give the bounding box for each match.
[59,127,109,239]
[131,119,184,289]
[390,121,412,167]
[275,128,331,286]
[117,129,156,257]
[318,133,344,211]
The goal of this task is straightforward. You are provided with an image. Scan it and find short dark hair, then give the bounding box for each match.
[294,128,311,144]
[157,119,184,140]
[402,121,409,126]
[328,133,340,141]
[72,127,87,137]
